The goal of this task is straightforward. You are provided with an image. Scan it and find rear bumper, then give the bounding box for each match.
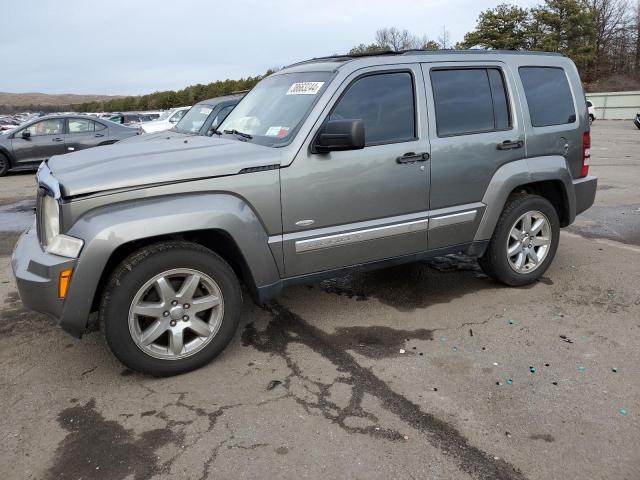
[573,175,597,216]
[11,225,78,335]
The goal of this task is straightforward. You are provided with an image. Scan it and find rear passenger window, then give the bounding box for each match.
[519,67,576,127]
[431,68,511,137]
[330,72,415,145]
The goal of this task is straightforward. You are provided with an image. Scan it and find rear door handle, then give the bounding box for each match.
[95,133,104,137]
[497,140,523,150]
[52,137,64,142]
[397,152,430,164]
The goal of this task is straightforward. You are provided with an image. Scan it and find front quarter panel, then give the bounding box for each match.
[61,193,281,335]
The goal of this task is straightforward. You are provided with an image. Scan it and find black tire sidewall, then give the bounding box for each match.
[482,195,560,286]
[101,243,242,376]
[0,154,9,177]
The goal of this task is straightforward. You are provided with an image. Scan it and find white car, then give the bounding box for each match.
[139,107,191,133]
[586,99,596,124]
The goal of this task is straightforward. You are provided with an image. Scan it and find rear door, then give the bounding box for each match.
[421,62,525,249]
[11,118,66,167]
[65,118,108,153]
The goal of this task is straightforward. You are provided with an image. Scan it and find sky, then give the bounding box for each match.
[0,0,539,96]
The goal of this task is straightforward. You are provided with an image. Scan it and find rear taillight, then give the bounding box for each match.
[581,131,590,177]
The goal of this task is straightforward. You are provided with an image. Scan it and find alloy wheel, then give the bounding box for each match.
[506,210,552,274]
[128,268,224,360]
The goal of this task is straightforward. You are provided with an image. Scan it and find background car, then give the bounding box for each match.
[586,99,597,124]
[139,106,191,133]
[0,114,140,176]
[107,113,150,125]
[120,94,243,143]
[634,113,640,129]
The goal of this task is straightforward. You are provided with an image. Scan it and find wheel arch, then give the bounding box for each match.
[474,157,576,241]
[60,193,281,336]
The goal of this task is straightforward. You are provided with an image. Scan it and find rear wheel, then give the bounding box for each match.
[479,193,560,286]
[0,154,9,177]
[100,241,242,376]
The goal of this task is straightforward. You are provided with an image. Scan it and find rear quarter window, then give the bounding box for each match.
[519,67,576,127]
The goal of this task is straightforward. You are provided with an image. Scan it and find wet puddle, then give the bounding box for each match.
[0,199,35,232]
[0,199,34,256]
[568,204,640,246]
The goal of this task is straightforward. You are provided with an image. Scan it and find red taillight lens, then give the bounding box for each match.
[581,131,590,177]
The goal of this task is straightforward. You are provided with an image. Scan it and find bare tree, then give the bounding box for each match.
[375,27,423,51]
[437,26,451,49]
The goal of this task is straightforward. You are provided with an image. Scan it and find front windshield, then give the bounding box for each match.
[218,71,333,147]
[174,105,212,134]
[157,110,173,121]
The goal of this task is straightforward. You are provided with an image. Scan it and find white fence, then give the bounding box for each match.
[587,91,640,120]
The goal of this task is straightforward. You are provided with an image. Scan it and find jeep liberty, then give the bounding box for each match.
[12,50,597,376]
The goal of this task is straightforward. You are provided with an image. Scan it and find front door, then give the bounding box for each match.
[280,65,431,277]
[11,118,66,167]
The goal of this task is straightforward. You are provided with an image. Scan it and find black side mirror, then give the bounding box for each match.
[21,130,31,139]
[313,119,365,153]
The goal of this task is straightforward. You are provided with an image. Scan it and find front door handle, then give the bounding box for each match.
[397,152,430,164]
[52,137,64,142]
[497,140,523,150]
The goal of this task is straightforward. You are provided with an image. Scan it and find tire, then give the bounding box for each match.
[100,241,242,376]
[478,193,560,286]
[0,153,9,177]
[589,114,594,125]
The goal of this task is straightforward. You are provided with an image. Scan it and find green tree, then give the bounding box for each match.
[532,0,598,71]
[461,4,532,49]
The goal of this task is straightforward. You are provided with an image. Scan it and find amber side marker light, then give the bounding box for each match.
[58,268,73,299]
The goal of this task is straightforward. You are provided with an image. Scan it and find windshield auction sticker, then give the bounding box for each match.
[286,82,325,95]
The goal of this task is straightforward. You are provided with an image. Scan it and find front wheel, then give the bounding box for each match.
[479,193,560,286]
[0,154,9,177]
[100,241,242,376]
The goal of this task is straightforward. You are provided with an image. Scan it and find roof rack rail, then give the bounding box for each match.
[286,48,562,67]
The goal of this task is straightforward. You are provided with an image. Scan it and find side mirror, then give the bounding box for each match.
[21,130,31,139]
[169,116,179,123]
[313,119,365,153]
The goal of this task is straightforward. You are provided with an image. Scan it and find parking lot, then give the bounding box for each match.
[0,120,638,479]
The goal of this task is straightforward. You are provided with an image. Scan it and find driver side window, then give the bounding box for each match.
[23,119,64,137]
[330,72,416,146]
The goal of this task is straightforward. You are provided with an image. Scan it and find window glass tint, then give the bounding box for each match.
[94,121,106,131]
[24,119,64,137]
[431,69,494,136]
[488,69,511,130]
[330,72,415,145]
[213,104,235,127]
[519,67,576,127]
[68,119,95,133]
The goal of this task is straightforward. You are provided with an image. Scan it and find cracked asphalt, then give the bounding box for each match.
[1,121,639,479]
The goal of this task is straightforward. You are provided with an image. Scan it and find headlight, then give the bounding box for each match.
[40,194,84,258]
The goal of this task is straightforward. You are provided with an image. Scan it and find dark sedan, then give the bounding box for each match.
[121,94,243,143]
[0,115,140,176]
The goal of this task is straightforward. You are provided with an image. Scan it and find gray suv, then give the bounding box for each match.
[12,51,597,376]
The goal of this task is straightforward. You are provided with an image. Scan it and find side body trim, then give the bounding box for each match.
[429,210,477,229]
[295,218,429,253]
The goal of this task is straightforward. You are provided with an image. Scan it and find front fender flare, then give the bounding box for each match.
[60,193,280,335]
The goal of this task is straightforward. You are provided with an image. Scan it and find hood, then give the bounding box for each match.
[47,136,282,197]
[118,130,188,144]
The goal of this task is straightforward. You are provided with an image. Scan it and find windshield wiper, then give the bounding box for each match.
[223,129,252,140]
